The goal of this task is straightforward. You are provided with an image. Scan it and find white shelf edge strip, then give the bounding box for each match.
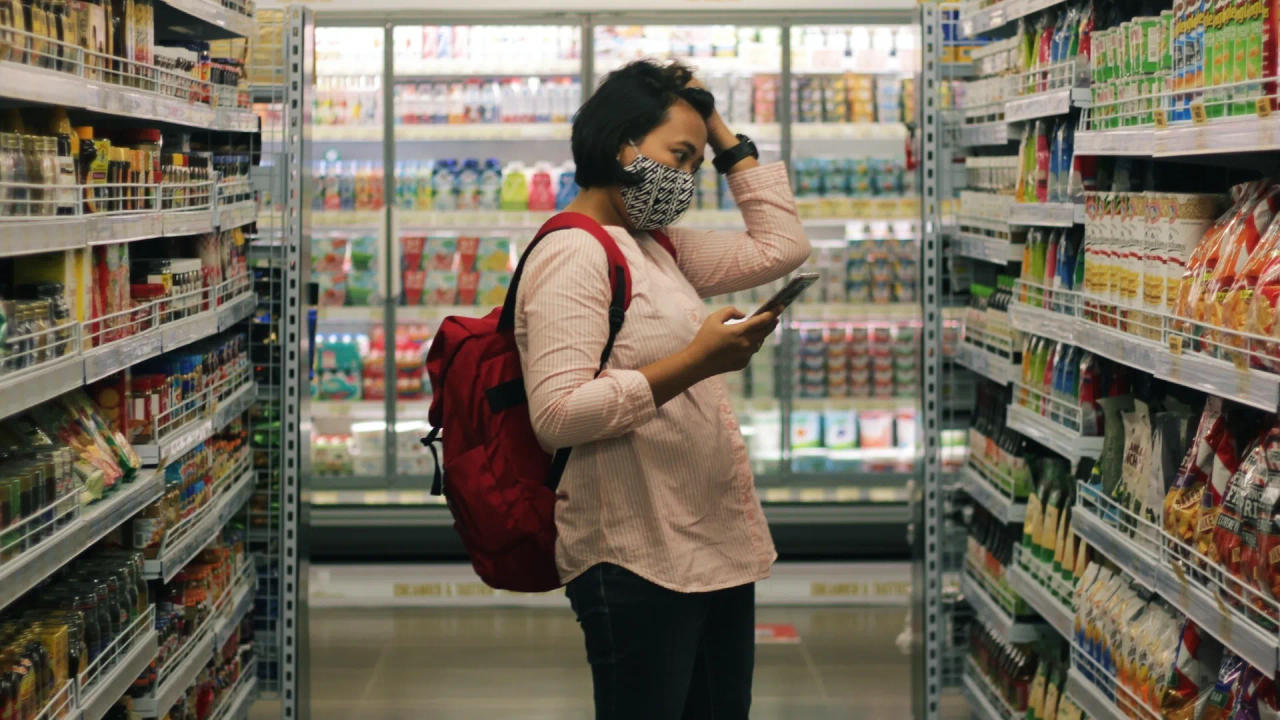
[1007,563,1074,639]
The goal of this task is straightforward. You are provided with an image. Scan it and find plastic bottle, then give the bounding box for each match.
[555,168,579,210]
[432,160,457,211]
[499,162,529,211]
[528,165,555,211]
[416,161,434,210]
[477,158,502,210]
[533,80,552,123]
[456,159,481,210]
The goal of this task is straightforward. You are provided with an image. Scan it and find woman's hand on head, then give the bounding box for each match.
[685,307,779,378]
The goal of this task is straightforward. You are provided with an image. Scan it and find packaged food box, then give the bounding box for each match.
[424,235,458,272]
[424,271,457,305]
[859,410,894,448]
[316,272,347,307]
[349,234,377,271]
[790,411,822,449]
[313,237,348,273]
[403,270,425,306]
[456,235,480,272]
[400,235,426,271]
[477,271,512,306]
[823,409,858,449]
[476,236,514,272]
[456,272,480,306]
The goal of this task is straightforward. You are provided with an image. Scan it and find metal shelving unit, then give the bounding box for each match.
[0,0,292,716]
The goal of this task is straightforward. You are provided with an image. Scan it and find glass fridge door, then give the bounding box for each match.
[309,26,390,486]
[593,22,786,477]
[389,24,583,490]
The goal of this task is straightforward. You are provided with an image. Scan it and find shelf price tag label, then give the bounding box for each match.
[1154,108,1169,128]
[1191,102,1208,125]
[1259,98,1273,118]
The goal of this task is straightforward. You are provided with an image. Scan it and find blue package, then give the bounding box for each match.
[555,171,578,210]
[1057,122,1074,202]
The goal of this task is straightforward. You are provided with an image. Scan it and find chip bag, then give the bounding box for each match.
[1206,186,1280,358]
[1200,653,1248,720]
[1166,398,1228,543]
[1174,182,1268,336]
[1158,620,1225,720]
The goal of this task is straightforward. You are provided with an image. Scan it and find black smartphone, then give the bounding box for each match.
[752,272,820,316]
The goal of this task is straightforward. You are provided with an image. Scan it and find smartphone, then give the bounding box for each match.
[752,272,820,316]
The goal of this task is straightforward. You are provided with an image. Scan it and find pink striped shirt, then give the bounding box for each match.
[514,162,810,593]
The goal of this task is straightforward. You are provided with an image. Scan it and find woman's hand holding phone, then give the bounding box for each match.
[687,307,778,378]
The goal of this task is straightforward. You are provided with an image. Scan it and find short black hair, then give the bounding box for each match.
[572,60,715,189]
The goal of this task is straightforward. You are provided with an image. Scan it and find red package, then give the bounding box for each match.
[1204,185,1280,354]
[456,272,479,306]
[1214,439,1263,584]
[402,270,425,306]
[455,236,479,272]
[400,235,425,272]
[1175,182,1267,333]
[1252,456,1280,619]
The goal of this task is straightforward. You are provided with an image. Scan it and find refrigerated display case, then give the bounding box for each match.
[299,11,964,560]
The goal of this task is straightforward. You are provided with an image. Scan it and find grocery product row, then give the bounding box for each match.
[0,3,255,130]
[0,109,257,219]
[0,233,256,436]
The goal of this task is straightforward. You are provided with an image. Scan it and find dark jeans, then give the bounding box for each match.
[565,563,755,720]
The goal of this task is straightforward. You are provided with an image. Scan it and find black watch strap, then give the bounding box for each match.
[713,133,758,174]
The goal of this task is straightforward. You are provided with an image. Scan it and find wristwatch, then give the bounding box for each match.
[713,133,759,174]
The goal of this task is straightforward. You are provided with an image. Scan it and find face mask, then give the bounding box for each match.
[618,144,695,230]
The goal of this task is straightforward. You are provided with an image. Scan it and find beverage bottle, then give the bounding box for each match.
[433,160,457,211]
[528,165,555,211]
[456,159,480,210]
[394,162,410,209]
[448,83,465,124]
[370,163,385,209]
[416,161,433,210]
[477,158,502,210]
[555,168,579,210]
[499,162,529,211]
[534,81,552,123]
[354,162,369,210]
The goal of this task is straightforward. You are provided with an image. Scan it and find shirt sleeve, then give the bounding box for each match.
[666,161,811,298]
[516,230,659,451]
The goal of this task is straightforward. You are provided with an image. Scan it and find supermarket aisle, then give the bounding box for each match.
[295,605,913,718]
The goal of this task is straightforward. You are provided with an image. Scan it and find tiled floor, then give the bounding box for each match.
[258,604,932,719]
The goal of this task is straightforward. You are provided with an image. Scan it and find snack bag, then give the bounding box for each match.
[1165,398,1228,542]
[1200,653,1247,720]
[423,271,457,305]
[1214,439,1264,588]
[1116,399,1153,518]
[423,235,458,272]
[1221,214,1280,363]
[1231,669,1280,720]
[1203,185,1280,355]
[1173,182,1267,333]
[1158,620,1224,720]
[1250,435,1280,618]
[1193,417,1244,562]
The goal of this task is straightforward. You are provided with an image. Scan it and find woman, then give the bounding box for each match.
[514,59,810,719]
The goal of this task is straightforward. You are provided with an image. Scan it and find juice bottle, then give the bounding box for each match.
[432,160,457,211]
[477,158,502,210]
[556,168,579,210]
[499,162,529,211]
[456,159,480,210]
[527,166,555,211]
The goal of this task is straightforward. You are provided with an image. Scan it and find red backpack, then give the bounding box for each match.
[422,212,675,592]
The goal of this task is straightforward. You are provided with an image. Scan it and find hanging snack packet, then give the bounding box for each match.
[1159,620,1225,720]
[1165,398,1228,543]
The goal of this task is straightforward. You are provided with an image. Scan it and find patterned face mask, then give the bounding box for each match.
[619,144,695,230]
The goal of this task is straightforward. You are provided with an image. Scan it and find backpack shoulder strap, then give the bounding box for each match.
[649,229,678,263]
[499,212,630,373]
